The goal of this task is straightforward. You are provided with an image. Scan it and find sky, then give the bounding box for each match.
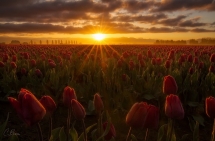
[0,0,215,44]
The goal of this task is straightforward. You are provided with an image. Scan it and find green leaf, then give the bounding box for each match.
[78,123,97,141]
[193,121,199,141]
[91,129,97,141]
[49,127,61,141]
[187,102,199,107]
[192,115,204,126]
[157,124,167,141]
[142,94,156,100]
[69,126,78,141]
[130,134,138,141]
[7,135,19,141]
[0,112,9,140]
[59,127,67,141]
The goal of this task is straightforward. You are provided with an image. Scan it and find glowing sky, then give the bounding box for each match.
[0,0,215,43]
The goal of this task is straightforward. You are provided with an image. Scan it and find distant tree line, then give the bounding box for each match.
[155,38,215,45]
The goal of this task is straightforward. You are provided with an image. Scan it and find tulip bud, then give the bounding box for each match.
[93,93,104,114]
[126,102,148,128]
[11,62,17,69]
[205,96,215,118]
[163,75,178,95]
[63,86,77,108]
[30,59,36,67]
[71,99,86,120]
[165,60,171,69]
[21,68,27,75]
[165,94,184,120]
[143,105,159,129]
[189,67,194,75]
[187,54,193,62]
[8,89,46,126]
[103,122,116,140]
[35,69,43,77]
[40,96,56,116]
[12,55,17,62]
[210,53,215,63]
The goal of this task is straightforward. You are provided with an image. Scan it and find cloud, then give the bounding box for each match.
[123,0,156,12]
[153,0,215,11]
[158,15,187,26]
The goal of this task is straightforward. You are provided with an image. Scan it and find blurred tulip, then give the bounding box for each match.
[129,60,135,70]
[147,50,152,58]
[165,94,184,120]
[71,99,86,120]
[198,62,204,70]
[2,54,9,62]
[8,88,46,126]
[93,93,104,114]
[187,54,193,62]
[11,62,17,69]
[126,102,148,128]
[205,96,215,118]
[40,96,56,116]
[30,59,36,67]
[103,122,116,140]
[209,65,215,73]
[151,58,156,65]
[63,86,77,108]
[210,53,215,63]
[49,61,56,68]
[35,69,43,77]
[21,68,27,75]
[165,60,171,69]
[143,105,159,129]
[12,55,17,62]
[163,75,178,95]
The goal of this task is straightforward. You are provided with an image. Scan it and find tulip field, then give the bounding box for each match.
[1,44,215,141]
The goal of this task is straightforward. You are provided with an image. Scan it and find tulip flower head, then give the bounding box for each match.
[103,122,116,140]
[93,93,104,114]
[205,96,215,118]
[143,105,159,129]
[8,88,46,126]
[163,75,178,95]
[165,94,184,120]
[40,96,56,116]
[63,86,77,108]
[126,102,148,129]
[71,99,86,120]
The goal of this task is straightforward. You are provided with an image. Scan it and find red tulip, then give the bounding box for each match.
[40,96,56,116]
[210,53,215,63]
[10,62,17,69]
[165,60,171,69]
[163,75,178,95]
[63,86,77,108]
[35,69,43,77]
[30,59,36,67]
[71,99,86,120]
[103,122,116,140]
[126,102,148,128]
[143,105,159,129]
[206,96,215,118]
[21,68,27,75]
[8,88,46,126]
[93,93,104,114]
[165,94,184,120]
[189,67,194,75]
[187,54,193,62]
[12,55,17,62]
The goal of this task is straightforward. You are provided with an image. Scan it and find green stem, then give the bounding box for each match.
[82,119,87,141]
[168,119,175,141]
[37,123,43,141]
[211,118,215,141]
[145,128,149,141]
[126,127,132,141]
[49,117,52,140]
[67,108,71,141]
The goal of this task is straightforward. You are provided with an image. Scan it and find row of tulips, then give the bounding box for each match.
[2,74,215,140]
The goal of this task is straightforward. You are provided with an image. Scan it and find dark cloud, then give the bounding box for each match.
[154,0,215,12]
[158,15,187,26]
[178,20,206,27]
[190,28,215,32]
[123,0,156,12]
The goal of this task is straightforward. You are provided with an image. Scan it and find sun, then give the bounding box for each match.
[93,33,105,41]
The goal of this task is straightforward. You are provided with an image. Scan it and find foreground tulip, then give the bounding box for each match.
[93,93,104,114]
[165,94,184,120]
[103,122,116,140]
[63,86,77,108]
[143,105,159,129]
[8,88,46,126]
[205,96,215,118]
[71,99,86,120]
[126,102,148,129]
[40,96,56,116]
[163,75,178,95]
